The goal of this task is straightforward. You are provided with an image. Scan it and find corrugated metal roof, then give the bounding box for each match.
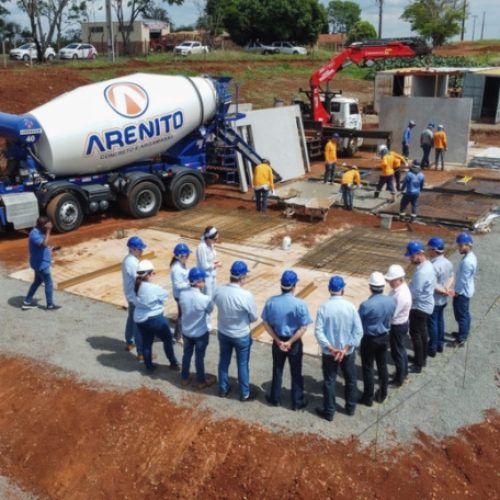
[378,67,494,76]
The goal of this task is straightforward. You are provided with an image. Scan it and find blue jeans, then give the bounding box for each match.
[125,302,143,355]
[218,332,252,398]
[421,144,432,168]
[375,175,395,196]
[182,332,209,383]
[428,303,447,353]
[400,193,420,216]
[321,351,357,417]
[25,267,54,306]
[254,188,269,212]
[269,338,305,407]
[453,294,471,342]
[324,162,336,183]
[341,184,354,209]
[136,314,178,370]
[402,143,409,158]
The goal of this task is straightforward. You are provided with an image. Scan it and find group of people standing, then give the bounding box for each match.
[120,226,477,421]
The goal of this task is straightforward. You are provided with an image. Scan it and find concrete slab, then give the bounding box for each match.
[379,97,472,164]
[468,147,500,169]
[436,177,500,197]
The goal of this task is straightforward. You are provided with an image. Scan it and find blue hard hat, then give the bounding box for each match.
[405,240,425,257]
[332,133,340,139]
[188,267,207,282]
[427,237,445,251]
[127,236,146,250]
[328,275,346,292]
[456,232,473,245]
[230,260,249,278]
[428,122,435,128]
[174,243,191,257]
[281,270,299,288]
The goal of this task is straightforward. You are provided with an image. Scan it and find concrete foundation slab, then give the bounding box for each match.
[468,147,500,169]
[436,177,500,197]
[379,97,472,164]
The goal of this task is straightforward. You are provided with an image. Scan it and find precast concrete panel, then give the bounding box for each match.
[379,96,472,164]
[463,73,486,120]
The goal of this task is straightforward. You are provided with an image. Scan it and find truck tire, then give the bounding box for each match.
[46,192,84,233]
[165,175,203,210]
[123,181,162,219]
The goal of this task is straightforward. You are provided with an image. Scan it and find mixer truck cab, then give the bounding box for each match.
[0,73,262,233]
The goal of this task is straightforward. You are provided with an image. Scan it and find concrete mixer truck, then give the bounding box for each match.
[0,73,261,233]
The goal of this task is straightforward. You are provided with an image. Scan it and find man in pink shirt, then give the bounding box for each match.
[385,264,412,387]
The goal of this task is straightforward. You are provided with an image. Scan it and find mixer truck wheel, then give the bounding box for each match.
[125,182,162,219]
[166,175,203,210]
[46,193,83,233]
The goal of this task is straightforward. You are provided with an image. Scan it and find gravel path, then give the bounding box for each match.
[1,224,498,447]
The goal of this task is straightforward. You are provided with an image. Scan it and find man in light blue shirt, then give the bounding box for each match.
[452,233,477,346]
[314,276,363,421]
[121,236,146,359]
[401,119,415,158]
[213,261,258,401]
[406,240,436,374]
[426,237,454,356]
[262,270,312,411]
[180,267,215,390]
[399,161,425,222]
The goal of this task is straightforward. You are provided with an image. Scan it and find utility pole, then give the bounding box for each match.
[480,11,485,40]
[377,0,383,39]
[471,14,478,41]
[105,0,115,62]
[460,0,466,41]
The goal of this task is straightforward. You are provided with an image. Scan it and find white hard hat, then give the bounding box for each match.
[368,271,386,287]
[137,259,155,274]
[384,264,405,281]
[378,144,388,155]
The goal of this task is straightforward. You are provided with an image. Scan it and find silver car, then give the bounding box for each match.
[271,41,307,55]
[58,43,98,60]
[244,41,278,55]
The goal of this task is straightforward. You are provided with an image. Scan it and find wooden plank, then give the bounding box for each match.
[58,251,156,289]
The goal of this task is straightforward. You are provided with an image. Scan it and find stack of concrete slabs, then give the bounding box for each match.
[434,177,500,198]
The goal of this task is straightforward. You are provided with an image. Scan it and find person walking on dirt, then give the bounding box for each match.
[450,233,477,347]
[420,123,434,169]
[324,133,339,184]
[261,270,312,411]
[170,243,192,343]
[121,236,146,359]
[196,226,221,301]
[426,237,454,357]
[214,261,259,401]
[384,265,412,388]
[358,272,396,407]
[399,160,425,222]
[340,164,361,210]
[22,216,61,311]
[314,276,363,421]
[133,260,179,373]
[401,119,416,158]
[252,159,275,212]
[179,267,216,390]
[433,125,448,170]
[405,241,436,374]
[374,145,396,202]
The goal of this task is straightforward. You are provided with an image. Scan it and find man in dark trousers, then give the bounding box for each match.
[358,272,396,406]
[420,122,434,169]
[262,270,312,410]
[22,216,61,310]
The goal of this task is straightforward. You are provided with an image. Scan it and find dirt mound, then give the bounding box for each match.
[0,356,498,499]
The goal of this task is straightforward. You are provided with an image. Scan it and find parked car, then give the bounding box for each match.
[9,43,56,62]
[244,41,277,55]
[271,41,307,55]
[173,41,209,56]
[58,43,98,60]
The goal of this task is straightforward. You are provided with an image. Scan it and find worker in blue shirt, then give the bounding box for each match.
[401,119,416,158]
[133,260,179,373]
[426,237,454,356]
[314,276,363,421]
[399,160,425,222]
[261,270,313,411]
[179,267,216,390]
[451,233,477,346]
[121,235,146,359]
[358,272,396,406]
[213,261,259,401]
[170,243,192,342]
[22,216,61,311]
[406,241,436,373]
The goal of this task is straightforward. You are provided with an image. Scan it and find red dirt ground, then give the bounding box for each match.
[0,356,499,499]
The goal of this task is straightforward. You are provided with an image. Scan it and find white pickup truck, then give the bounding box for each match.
[174,41,209,56]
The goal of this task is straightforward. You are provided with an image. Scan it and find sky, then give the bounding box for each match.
[4,0,500,42]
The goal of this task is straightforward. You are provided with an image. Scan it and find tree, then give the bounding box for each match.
[401,0,465,47]
[346,20,377,45]
[141,0,170,22]
[222,0,327,46]
[327,0,361,34]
